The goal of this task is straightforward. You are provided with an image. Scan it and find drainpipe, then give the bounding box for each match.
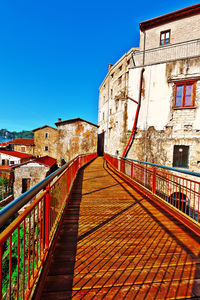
[122,67,145,158]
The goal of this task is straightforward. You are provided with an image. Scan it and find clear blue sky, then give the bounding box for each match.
[0,0,199,131]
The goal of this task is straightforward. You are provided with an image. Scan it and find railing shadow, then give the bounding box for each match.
[34,167,85,299]
[104,160,200,299]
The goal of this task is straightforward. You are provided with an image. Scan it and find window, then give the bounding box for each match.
[21,146,25,152]
[174,81,196,108]
[127,59,130,65]
[118,76,122,85]
[45,132,49,138]
[2,159,5,166]
[110,109,112,115]
[111,73,114,79]
[160,30,170,45]
[111,89,113,97]
[45,146,49,151]
[119,65,122,72]
[173,145,189,168]
[10,161,14,165]
[22,178,31,194]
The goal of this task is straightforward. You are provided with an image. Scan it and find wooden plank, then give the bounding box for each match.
[35,157,200,299]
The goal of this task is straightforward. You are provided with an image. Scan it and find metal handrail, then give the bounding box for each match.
[0,153,92,228]
[106,153,200,178]
[133,38,200,55]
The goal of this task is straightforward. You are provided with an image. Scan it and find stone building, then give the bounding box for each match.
[55,118,98,164]
[32,125,59,159]
[13,156,57,199]
[99,3,200,172]
[98,48,136,155]
[8,138,35,155]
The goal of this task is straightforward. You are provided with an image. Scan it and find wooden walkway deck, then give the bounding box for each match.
[35,157,200,299]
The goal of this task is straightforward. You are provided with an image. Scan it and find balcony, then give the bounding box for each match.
[134,38,200,66]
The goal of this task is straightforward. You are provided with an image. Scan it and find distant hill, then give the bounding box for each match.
[0,129,33,143]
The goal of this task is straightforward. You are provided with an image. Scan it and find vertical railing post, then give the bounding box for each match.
[44,185,50,249]
[120,158,123,173]
[131,162,133,179]
[152,168,156,194]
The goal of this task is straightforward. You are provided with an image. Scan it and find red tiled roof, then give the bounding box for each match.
[0,150,33,159]
[34,156,57,167]
[140,4,200,31]
[8,138,34,145]
[0,142,9,147]
[0,165,12,172]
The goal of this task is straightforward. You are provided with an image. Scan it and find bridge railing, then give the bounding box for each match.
[104,153,200,224]
[0,153,97,300]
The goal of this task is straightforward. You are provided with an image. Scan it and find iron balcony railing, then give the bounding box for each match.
[134,38,200,66]
[0,153,97,299]
[104,153,200,225]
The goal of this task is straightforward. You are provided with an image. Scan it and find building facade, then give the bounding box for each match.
[33,125,59,159]
[98,4,200,172]
[8,138,35,155]
[13,156,57,199]
[55,118,98,164]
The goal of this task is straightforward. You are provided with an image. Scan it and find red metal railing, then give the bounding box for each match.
[0,153,96,299]
[104,153,200,224]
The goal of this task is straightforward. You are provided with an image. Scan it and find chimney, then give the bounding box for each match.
[108,64,113,72]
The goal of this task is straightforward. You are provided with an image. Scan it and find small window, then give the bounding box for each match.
[173,145,189,168]
[45,146,49,151]
[110,109,112,115]
[119,65,122,72]
[22,178,31,194]
[127,59,130,65]
[45,132,49,138]
[10,161,14,165]
[174,81,196,108]
[2,159,5,166]
[111,72,114,79]
[160,30,170,45]
[111,89,113,97]
[118,76,122,85]
[21,146,25,152]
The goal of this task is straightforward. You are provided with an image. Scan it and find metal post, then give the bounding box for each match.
[152,168,156,194]
[44,185,50,249]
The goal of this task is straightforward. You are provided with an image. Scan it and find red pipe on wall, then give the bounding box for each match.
[122,68,145,158]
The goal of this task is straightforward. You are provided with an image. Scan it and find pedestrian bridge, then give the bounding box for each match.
[0,154,200,299]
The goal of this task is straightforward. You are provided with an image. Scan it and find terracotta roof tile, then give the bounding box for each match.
[8,138,34,145]
[33,156,57,167]
[0,150,33,159]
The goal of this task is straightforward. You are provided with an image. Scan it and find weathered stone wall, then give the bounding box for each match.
[99,48,135,154]
[34,127,59,159]
[57,121,98,164]
[13,145,34,155]
[14,163,50,199]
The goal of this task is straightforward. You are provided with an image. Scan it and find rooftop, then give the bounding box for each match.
[0,150,33,159]
[33,156,57,167]
[140,3,200,31]
[8,138,34,146]
[32,125,57,132]
[55,117,99,128]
